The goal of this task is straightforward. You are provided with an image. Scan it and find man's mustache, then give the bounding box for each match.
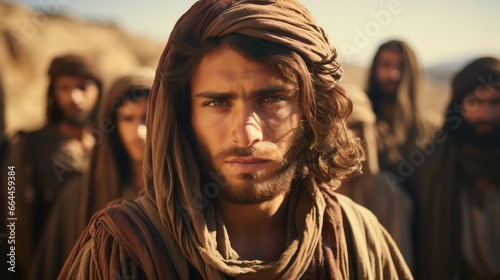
[213,144,282,162]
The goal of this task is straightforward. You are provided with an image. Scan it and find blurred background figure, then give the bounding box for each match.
[29,69,153,280]
[366,40,435,177]
[3,54,103,278]
[338,83,415,271]
[413,57,500,279]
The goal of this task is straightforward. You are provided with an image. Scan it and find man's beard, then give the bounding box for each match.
[458,119,500,150]
[196,123,307,205]
[61,108,93,127]
[376,80,399,101]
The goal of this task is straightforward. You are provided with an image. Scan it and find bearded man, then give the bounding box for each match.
[4,54,102,278]
[413,57,500,279]
[366,40,435,176]
[60,1,412,279]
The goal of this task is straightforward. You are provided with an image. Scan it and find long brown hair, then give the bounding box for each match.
[143,0,364,208]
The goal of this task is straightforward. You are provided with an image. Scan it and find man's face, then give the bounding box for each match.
[53,75,99,125]
[191,45,303,205]
[117,98,148,164]
[375,49,403,97]
[460,86,500,144]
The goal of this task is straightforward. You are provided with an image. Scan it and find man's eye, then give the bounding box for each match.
[262,96,284,103]
[206,100,227,107]
[119,115,134,122]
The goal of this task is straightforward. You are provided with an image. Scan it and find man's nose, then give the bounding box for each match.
[477,103,496,122]
[231,104,263,148]
[390,69,401,82]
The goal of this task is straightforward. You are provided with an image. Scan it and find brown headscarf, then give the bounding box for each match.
[142,1,344,279]
[413,57,500,279]
[366,40,435,175]
[46,54,103,125]
[78,68,153,230]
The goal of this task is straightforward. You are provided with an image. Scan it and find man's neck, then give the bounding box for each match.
[57,120,85,139]
[218,192,289,261]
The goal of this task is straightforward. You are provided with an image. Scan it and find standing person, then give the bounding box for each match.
[29,69,152,280]
[4,54,102,278]
[338,83,415,271]
[413,57,500,279]
[366,40,435,176]
[60,1,412,279]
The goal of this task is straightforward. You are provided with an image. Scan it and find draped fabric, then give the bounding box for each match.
[60,183,412,280]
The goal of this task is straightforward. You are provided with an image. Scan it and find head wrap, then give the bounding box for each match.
[46,54,103,125]
[144,0,345,279]
[451,56,500,103]
[47,54,101,83]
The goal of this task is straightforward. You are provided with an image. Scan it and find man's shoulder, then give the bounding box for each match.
[334,193,380,224]
[10,125,57,145]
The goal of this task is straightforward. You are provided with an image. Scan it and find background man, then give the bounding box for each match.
[4,54,102,278]
[366,40,435,176]
[413,57,500,279]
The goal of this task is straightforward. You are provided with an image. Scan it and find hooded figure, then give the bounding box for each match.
[413,57,500,279]
[60,1,412,279]
[366,40,435,178]
[3,54,103,279]
[28,69,153,280]
[339,83,415,271]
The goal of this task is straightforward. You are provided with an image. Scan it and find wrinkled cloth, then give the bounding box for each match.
[60,184,412,279]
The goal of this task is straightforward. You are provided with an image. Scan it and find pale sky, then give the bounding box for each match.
[14,0,500,68]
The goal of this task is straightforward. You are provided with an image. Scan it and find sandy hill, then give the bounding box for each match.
[0,2,450,135]
[0,2,164,134]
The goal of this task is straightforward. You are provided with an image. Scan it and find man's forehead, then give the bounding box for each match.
[464,86,500,101]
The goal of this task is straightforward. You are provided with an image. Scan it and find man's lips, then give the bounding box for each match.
[225,157,270,173]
